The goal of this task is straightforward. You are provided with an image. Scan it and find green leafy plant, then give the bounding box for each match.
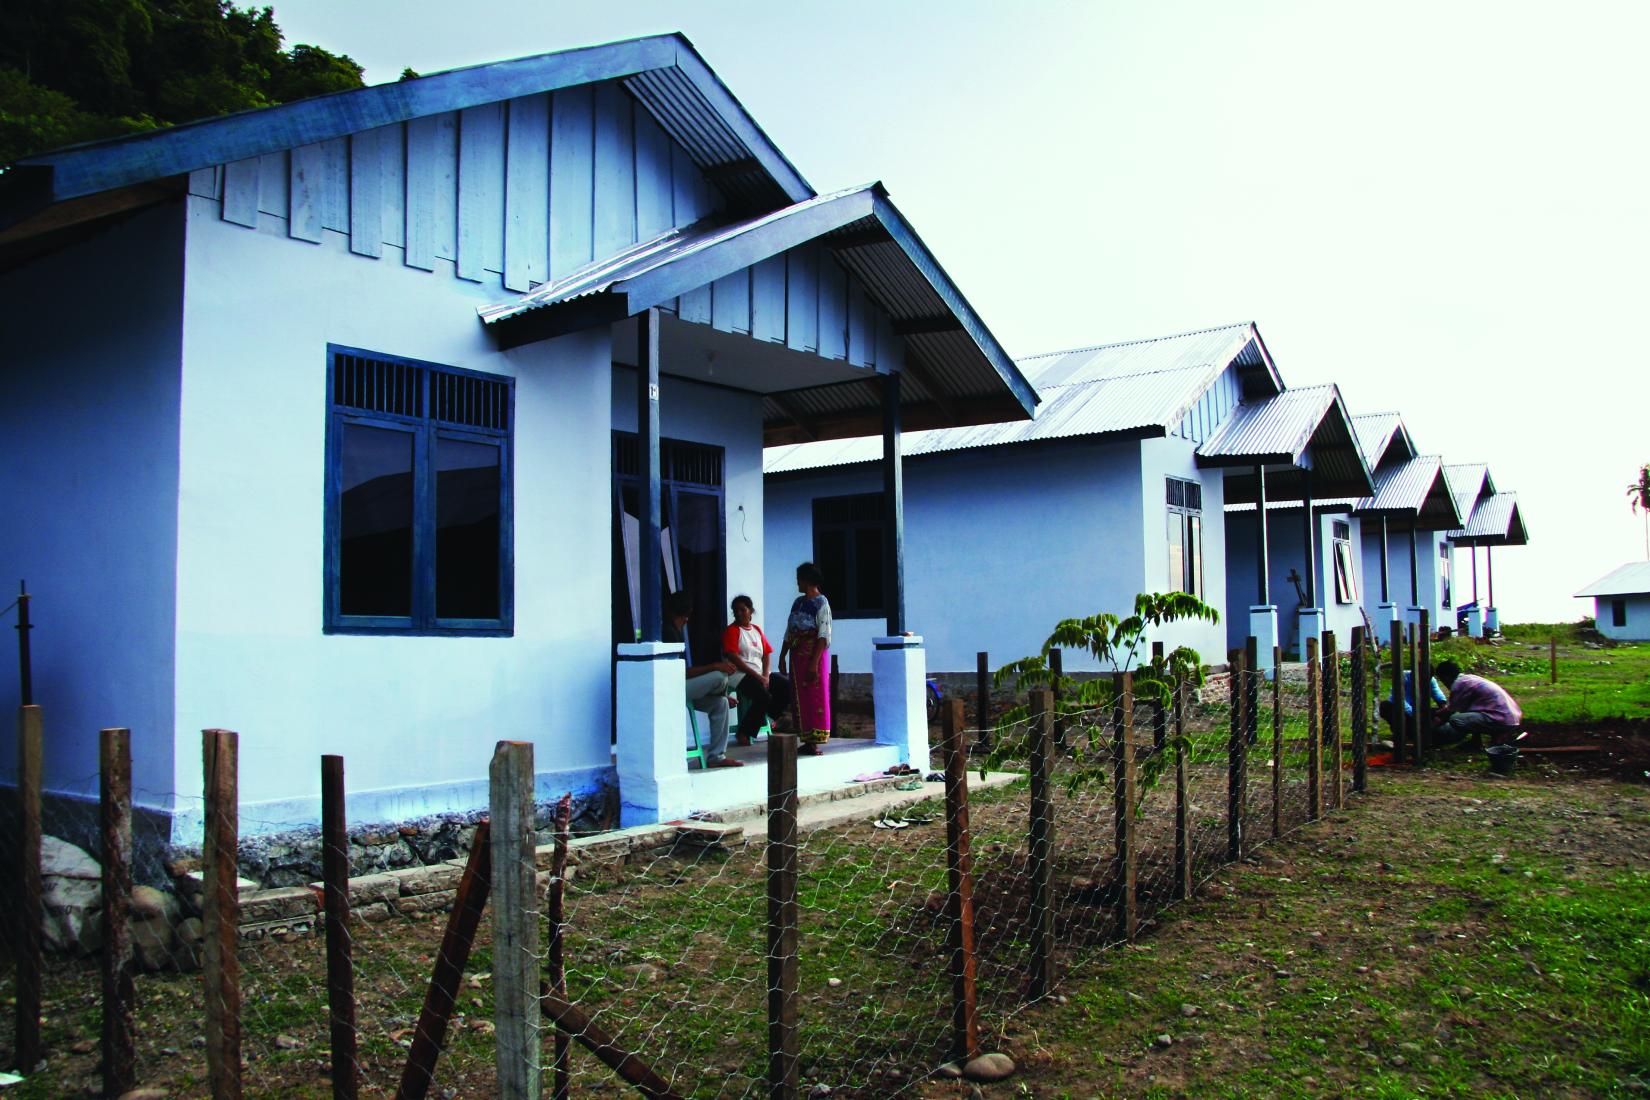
[981,592,1219,793]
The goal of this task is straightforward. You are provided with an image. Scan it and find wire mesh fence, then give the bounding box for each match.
[0,630,1388,1098]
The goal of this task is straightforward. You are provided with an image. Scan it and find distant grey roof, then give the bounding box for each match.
[1198,384,1375,502]
[1575,561,1650,598]
[763,322,1278,475]
[1351,412,1415,469]
[1358,455,1463,529]
[1443,463,1496,522]
[1451,491,1528,547]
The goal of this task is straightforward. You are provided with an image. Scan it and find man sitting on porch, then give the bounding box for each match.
[664,591,742,768]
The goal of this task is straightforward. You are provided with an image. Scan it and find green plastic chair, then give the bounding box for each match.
[686,704,707,770]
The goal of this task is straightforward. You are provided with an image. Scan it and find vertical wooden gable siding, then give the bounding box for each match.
[653,239,900,373]
[1171,363,1242,444]
[192,80,722,293]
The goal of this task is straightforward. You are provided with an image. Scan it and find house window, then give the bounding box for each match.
[813,493,886,618]
[325,346,513,635]
[1439,541,1453,609]
[1166,477,1203,599]
[1613,599,1629,628]
[1332,520,1358,604]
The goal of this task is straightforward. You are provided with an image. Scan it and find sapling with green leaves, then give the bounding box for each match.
[981,591,1219,794]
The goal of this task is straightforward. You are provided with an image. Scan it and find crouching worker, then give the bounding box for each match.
[723,595,791,747]
[1433,660,1523,747]
[663,591,742,768]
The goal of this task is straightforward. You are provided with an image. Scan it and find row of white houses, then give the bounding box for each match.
[0,34,1528,840]
[764,323,1531,674]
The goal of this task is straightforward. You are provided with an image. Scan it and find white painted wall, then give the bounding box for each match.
[1594,594,1650,641]
[765,438,1150,675]
[0,202,185,810]
[1138,436,1229,664]
[172,195,614,834]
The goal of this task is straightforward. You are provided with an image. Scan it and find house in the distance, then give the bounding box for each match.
[1446,464,1529,635]
[0,34,1036,839]
[1575,562,1650,641]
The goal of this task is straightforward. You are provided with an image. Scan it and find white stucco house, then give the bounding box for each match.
[1574,563,1648,641]
[0,34,1037,838]
[763,323,1374,672]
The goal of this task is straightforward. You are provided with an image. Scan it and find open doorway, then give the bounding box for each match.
[611,433,727,665]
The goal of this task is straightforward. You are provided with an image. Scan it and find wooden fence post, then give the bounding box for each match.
[1326,632,1344,809]
[321,755,357,1100]
[1389,621,1405,764]
[1550,636,1558,684]
[202,728,242,1100]
[1305,640,1322,821]
[767,733,799,1100]
[548,793,573,1100]
[1151,641,1168,753]
[1117,674,1138,940]
[396,822,492,1100]
[1350,627,1368,794]
[942,699,979,1062]
[1243,636,1260,749]
[1271,645,1283,839]
[101,727,135,1098]
[15,704,42,1073]
[974,651,991,752]
[490,741,540,1100]
[1417,611,1433,763]
[1173,677,1190,900]
[1407,624,1420,762]
[1027,688,1055,1002]
[1049,647,1065,748]
[1226,650,1246,863]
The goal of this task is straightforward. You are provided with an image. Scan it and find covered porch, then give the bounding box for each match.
[1355,454,1463,630]
[1202,384,1374,661]
[481,184,1034,823]
[1446,466,1528,636]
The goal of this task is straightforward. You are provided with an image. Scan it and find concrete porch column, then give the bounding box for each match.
[872,635,928,767]
[1466,607,1485,638]
[1297,607,1326,652]
[1249,606,1279,676]
[616,641,690,826]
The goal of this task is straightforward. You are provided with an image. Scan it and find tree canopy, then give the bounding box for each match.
[1,0,367,165]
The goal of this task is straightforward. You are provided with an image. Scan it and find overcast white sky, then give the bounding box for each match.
[274,0,1649,624]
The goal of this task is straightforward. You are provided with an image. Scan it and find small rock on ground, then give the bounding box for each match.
[934,1061,963,1079]
[1154,1033,1174,1049]
[962,1051,1015,1082]
[117,1090,169,1100]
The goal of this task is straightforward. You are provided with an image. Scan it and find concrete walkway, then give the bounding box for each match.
[716,769,1025,835]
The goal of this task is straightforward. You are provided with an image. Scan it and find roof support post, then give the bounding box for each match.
[1302,468,1317,607]
[1407,521,1419,607]
[1486,545,1495,609]
[882,373,906,636]
[1379,516,1390,604]
[1255,465,1270,604]
[1470,545,1479,605]
[638,307,663,643]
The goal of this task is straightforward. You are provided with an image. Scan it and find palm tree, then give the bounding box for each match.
[1631,463,1650,558]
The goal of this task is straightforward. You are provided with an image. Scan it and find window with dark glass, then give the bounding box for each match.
[1613,599,1628,628]
[1166,477,1203,598]
[325,346,513,634]
[813,493,886,618]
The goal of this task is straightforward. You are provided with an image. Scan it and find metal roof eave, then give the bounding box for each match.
[0,32,812,232]
[1354,460,1463,529]
[484,185,1038,422]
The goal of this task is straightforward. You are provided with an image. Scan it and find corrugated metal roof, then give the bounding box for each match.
[1451,491,1528,546]
[1443,463,1496,522]
[763,323,1273,474]
[1201,384,1375,501]
[1350,412,1415,469]
[1357,455,1462,528]
[1575,560,1650,598]
[4,33,813,233]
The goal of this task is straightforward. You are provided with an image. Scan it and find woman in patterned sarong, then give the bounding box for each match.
[780,562,833,756]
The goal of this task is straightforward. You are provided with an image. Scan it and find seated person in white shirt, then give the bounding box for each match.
[723,594,791,746]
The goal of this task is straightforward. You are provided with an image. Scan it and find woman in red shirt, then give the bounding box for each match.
[723,595,791,747]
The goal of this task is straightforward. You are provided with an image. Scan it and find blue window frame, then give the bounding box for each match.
[324,345,514,635]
